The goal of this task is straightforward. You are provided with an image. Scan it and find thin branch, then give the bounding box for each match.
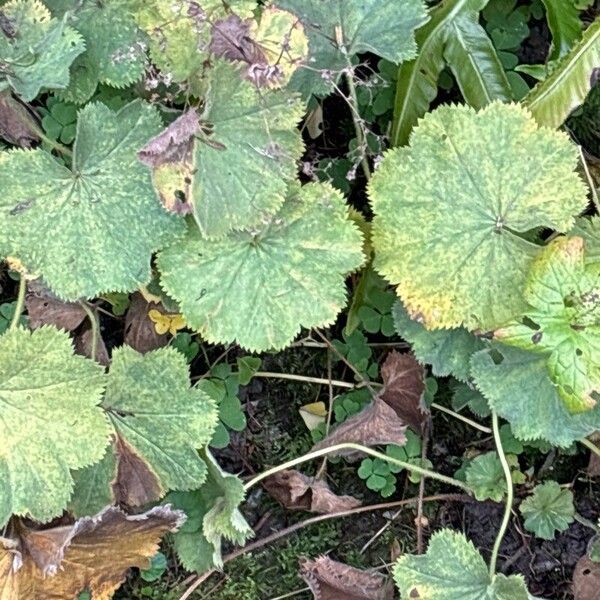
[316,344,334,479]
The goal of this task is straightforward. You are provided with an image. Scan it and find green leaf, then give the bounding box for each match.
[0,0,85,101]
[392,0,511,147]
[525,19,600,128]
[393,301,485,381]
[278,0,428,98]
[541,0,582,60]
[0,326,109,526]
[495,237,600,413]
[237,356,262,385]
[573,217,600,263]
[0,101,183,300]
[169,451,252,572]
[452,381,491,418]
[471,344,600,446]
[465,451,506,502]
[393,529,530,600]
[519,481,575,540]
[191,61,304,237]
[140,551,168,582]
[158,183,364,352]
[371,102,587,330]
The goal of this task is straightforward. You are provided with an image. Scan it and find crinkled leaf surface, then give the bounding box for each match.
[0,505,183,599]
[0,101,183,300]
[465,452,506,502]
[520,481,575,540]
[70,346,218,515]
[495,237,600,413]
[0,0,85,100]
[393,529,531,600]
[278,0,428,98]
[393,301,485,381]
[471,344,600,446]
[0,326,108,527]
[189,60,305,237]
[169,452,252,572]
[370,102,588,330]
[158,183,364,352]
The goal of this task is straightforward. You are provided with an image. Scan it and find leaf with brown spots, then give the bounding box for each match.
[312,397,407,458]
[380,351,428,434]
[124,293,169,354]
[263,470,361,514]
[574,555,600,600]
[0,505,184,600]
[25,284,86,331]
[300,556,394,600]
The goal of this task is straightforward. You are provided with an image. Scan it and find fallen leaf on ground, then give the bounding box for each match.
[379,351,428,434]
[299,401,328,431]
[0,92,39,147]
[263,470,361,514]
[124,293,169,354]
[0,505,184,599]
[573,555,600,600]
[25,285,86,331]
[300,555,394,600]
[74,323,109,366]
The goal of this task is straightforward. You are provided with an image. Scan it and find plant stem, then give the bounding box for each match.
[253,371,363,389]
[579,437,600,459]
[431,402,492,434]
[9,276,26,331]
[344,68,372,181]
[243,442,473,494]
[79,301,99,362]
[489,411,513,578]
[574,512,600,533]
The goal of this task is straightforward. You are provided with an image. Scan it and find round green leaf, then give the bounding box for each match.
[0,326,109,526]
[465,451,506,502]
[0,101,184,300]
[370,102,588,331]
[520,480,575,540]
[158,183,365,352]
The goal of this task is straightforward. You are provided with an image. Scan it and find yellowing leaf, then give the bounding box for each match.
[299,401,328,431]
[148,309,186,336]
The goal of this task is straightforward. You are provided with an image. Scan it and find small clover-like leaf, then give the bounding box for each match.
[370,102,588,331]
[0,0,85,101]
[393,529,531,600]
[0,326,109,527]
[0,101,184,300]
[158,183,364,352]
[495,237,600,413]
[519,481,575,540]
[277,0,428,98]
[465,451,506,502]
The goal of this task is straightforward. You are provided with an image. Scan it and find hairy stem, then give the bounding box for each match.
[489,411,513,578]
[9,276,26,331]
[243,442,473,494]
[79,301,99,362]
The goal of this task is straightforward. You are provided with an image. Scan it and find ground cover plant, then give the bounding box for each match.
[0,0,599,598]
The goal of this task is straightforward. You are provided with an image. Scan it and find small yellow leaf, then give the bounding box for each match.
[148,309,186,335]
[299,401,327,431]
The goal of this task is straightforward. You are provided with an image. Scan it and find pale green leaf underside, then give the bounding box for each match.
[471,345,600,446]
[0,326,109,527]
[393,529,530,600]
[192,61,305,238]
[102,346,219,495]
[393,301,484,382]
[0,100,183,300]
[70,446,116,517]
[519,480,574,540]
[573,216,600,263]
[159,182,365,352]
[370,102,588,330]
[525,18,600,128]
[0,0,85,101]
[278,0,428,97]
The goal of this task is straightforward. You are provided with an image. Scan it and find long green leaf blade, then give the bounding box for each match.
[541,0,582,60]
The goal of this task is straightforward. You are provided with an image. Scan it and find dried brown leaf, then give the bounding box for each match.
[312,397,407,458]
[124,293,169,354]
[380,351,428,434]
[573,555,600,600]
[0,92,39,148]
[25,285,86,331]
[0,506,184,599]
[263,470,361,514]
[300,556,394,600]
[74,323,109,366]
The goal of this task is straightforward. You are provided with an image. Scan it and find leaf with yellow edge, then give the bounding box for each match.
[0,505,184,600]
[369,102,588,331]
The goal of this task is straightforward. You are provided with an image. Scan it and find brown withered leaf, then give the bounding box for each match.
[300,556,394,600]
[573,555,600,600]
[312,397,407,459]
[0,506,184,599]
[587,452,600,477]
[25,286,86,332]
[263,470,361,514]
[124,293,169,354]
[74,323,110,366]
[210,15,263,63]
[380,351,428,434]
[0,92,39,148]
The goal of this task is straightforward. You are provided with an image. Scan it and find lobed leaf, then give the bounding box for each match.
[465,451,506,502]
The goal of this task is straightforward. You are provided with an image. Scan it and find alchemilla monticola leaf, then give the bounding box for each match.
[369,102,588,331]
[0,0,85,101]
[0,101,183,300]
[394,529,531,599]
[0,326,109,527]
[158,183,365,352]
[495,237,600,413]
